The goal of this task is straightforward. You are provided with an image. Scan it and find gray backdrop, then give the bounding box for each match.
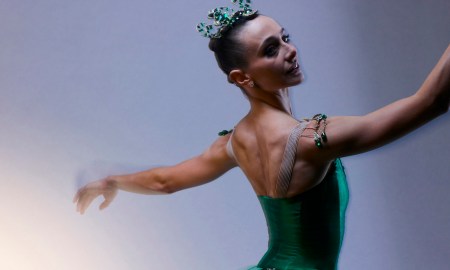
[1,0,449,269]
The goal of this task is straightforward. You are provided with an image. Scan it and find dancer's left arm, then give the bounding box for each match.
[305,44,450,161]
[74,134,236,214]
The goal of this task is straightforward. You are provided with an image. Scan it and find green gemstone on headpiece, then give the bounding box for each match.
[196,0,257,39]
[197,23,205,31]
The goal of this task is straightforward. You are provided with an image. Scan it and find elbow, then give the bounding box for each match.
[423,92,449,118]
[151,169,177,194]
[159,183,176,194]
[442,103,449,115]
[433,93,449,116]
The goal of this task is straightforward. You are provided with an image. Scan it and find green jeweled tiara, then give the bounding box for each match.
[196,0,257,39]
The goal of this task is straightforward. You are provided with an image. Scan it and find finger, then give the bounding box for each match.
[79,196,95,214]
[75,189,89,213]
[99,198,112,210]
[99,190,117,210]
[73,188,83,203]
[78,194,97,215]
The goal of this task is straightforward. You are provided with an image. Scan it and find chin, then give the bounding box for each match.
[285,72,304,87]
[297,71,305,83]
[290,76,304,87]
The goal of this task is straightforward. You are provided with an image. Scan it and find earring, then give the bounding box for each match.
[249,81,255,88]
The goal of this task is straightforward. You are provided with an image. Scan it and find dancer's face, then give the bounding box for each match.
[237,16,303,91]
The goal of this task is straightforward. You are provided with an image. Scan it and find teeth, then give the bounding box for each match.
[288,61,299,73]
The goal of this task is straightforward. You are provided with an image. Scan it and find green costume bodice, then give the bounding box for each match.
[232,121,349,270]
[254,159,349,270]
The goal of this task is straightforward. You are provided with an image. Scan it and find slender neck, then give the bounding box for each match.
[248,88,293,116]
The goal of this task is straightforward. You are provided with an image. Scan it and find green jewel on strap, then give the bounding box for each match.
[312,114,328,149]
[218,129,233,136]
[321,131,328,143]
[314,132,323,148]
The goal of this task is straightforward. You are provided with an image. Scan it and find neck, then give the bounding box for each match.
[248,88,293,116]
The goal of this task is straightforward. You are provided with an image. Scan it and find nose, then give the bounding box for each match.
[285,43,297,63]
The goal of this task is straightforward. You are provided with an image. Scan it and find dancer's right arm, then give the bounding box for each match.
[74,134,237,214]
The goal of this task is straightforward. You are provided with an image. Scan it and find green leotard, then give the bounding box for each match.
[251,159,348,270]
[230,121,349,270]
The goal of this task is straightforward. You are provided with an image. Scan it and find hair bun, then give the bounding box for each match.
[208,38,219,52]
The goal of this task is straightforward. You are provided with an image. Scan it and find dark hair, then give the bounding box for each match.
[208,12,259,83]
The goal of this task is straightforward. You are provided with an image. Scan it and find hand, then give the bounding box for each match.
[73,177,118,214]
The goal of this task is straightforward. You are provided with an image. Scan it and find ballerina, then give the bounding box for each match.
[74,1,450,269]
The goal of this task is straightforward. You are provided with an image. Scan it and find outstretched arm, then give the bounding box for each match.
[74,134,237,214]
[308,44,450,161]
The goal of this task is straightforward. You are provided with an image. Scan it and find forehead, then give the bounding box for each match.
[238,15,283,49]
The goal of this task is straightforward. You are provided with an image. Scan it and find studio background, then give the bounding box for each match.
[1,0,449,269]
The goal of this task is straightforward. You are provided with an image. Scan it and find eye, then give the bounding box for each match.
[264,44,279,57]
[282,34,290,43]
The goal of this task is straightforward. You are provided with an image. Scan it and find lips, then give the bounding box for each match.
[287,61,299,74]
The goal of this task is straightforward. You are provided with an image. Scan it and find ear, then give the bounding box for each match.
[229,69,252,87]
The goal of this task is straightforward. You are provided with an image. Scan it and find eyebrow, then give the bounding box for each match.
[257,28,285,55]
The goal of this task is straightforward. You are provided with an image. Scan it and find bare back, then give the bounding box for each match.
[228,110,333,198]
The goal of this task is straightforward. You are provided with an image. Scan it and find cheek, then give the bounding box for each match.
[253,61,284,87]
[252,57,277,73]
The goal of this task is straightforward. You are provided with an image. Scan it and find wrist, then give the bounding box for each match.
[104,176,119,189]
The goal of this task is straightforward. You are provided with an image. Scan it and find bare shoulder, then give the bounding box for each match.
[233,112,308,167]
[298,114,375,162]
[235,112,302,145]
[203,132,234,161]
[296,115,345,164]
